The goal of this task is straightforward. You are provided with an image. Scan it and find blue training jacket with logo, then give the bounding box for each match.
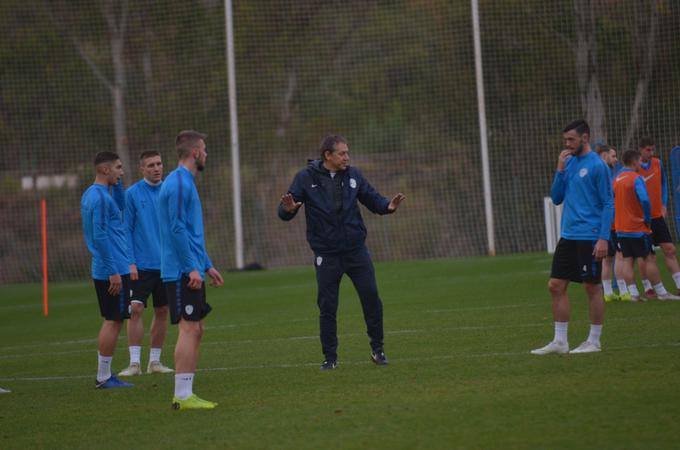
[278,159,392,255]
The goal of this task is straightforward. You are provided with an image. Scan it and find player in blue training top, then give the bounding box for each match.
[531,120,614,356]
[81,151,134,389]
[594,144,624,303]
[118,150,174,377]
[159,130,223,410]
[278,135,406,370]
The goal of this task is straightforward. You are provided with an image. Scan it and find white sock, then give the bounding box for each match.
[602,280,613,296]
[588,324,602,344]
[129,346,141,365]
[149,347,162,363]
[642,279,652,292]
[653,282,668,296]
[97,353,112,383]
[554,321,568,344]
[628,284,640,297]
[616,280,629,294]
[672,272,680,289]
[174,373,194,400]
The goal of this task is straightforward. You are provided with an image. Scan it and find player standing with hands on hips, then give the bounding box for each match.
[159,130,224,410]
[278,135,405,370]
[532,120,614,355]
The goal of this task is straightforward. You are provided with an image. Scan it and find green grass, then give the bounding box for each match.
[1,254,680,449]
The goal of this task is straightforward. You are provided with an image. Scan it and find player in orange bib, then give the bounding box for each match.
[637,137,680,300]
[615,150,680,301]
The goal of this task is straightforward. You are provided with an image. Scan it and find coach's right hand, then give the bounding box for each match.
[108,274,122,295]
[188,270,203,290]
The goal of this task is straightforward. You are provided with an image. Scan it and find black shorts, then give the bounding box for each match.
[130,270,168,308]
[550,238,602,283]
[93,275,131,321]
[607,233,619,257]
[617,235,654,259]
[165,276,212,325]
[651,217,673,245]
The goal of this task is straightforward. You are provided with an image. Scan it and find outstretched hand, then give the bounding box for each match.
[281,193,302,213]
[388,193,406,212]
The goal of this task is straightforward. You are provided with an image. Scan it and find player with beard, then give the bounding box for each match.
[532,120,613,355]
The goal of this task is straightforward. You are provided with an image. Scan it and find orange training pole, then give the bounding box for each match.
[41,198,48,316]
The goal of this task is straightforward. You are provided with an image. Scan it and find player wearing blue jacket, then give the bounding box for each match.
[159,130,223,410]
[118,151,174,378]
[279,135,405,370]
[81,152,133,389]
[532,120,614,356]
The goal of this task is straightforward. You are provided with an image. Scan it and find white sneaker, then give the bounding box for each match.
[530,341,569,355]
[0,387,10,394]
[569,341,601,354]
[147,361,174,374]
[118,363,142,376]
[657,292,680,301]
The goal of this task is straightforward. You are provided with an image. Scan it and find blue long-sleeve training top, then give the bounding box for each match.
[550,150,614,241]
[125,179,162,271]
[81,179,130,280]
[158,166,213,282]
[616,168,652,238]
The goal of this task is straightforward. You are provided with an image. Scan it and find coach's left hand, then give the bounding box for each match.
[388,193,406,212]
[207,267,224,287]
[593,239,608,261]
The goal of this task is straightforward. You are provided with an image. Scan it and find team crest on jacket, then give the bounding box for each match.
[316,256,323,266]
[349,178,357,188]
[185,305,194,315]
[579,168,588,177]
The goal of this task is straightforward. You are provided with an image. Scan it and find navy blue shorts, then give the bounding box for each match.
[93,275,131,321]
[164,276,211,325]
[130,270,168,308]
[550,238,601,283]
[617,235,654,259]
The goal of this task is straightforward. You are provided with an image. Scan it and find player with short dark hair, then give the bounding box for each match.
[636,137,680,299]
[278,135,405,370]
[613,150,678,301]
[159,130,224,410]
[532,120,613,355]
[81,151,133,388]
[118,151,174,377]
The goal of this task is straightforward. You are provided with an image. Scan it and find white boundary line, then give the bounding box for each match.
[1,341,678,382]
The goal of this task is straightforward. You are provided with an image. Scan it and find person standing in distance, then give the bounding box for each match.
[278,135,405,370]
[119,151,174,377]
[532,120,613,355]
[159,131,224,410]
[636,137,680,299]
[81,151,134,388]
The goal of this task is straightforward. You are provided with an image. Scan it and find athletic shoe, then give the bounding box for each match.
[604,293,619,303]
[619,292,635,302]
[658,292,680,301]
[172,394,217,410]
[95,376,134,389]
[645,289,657,300]
[569,341,601,354]
[0,387,11,394]
[530,341,569,355]
[320,360,337,371]
[118,363,142,376]
[147,361,174,374]
[371,350,389,366]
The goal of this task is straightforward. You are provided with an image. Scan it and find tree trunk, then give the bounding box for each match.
[573,0,606,143]
[622,1,659,151]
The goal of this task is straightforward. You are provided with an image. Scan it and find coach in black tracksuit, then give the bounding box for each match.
[278,135,405,370]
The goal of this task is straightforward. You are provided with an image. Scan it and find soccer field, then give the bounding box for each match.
[1,254,679,449]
